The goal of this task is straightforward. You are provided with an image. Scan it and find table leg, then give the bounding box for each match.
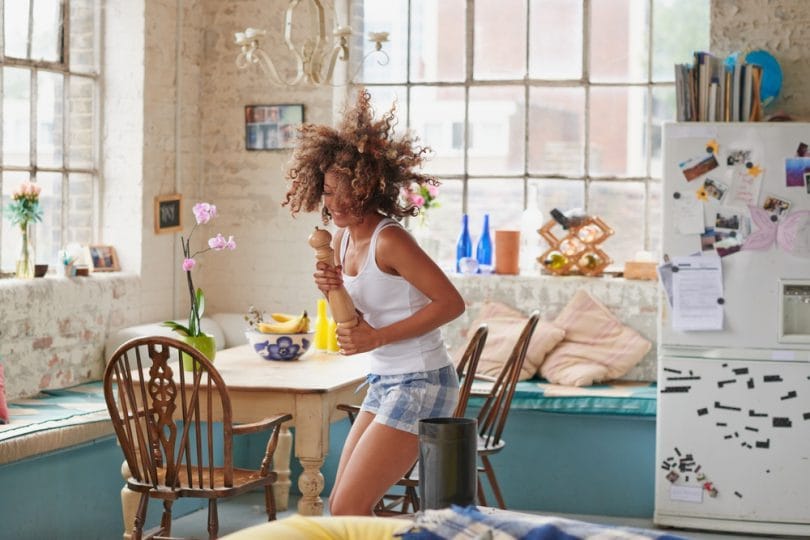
[297,457,325,515]
[272,426,293,511]
[120,460,137,540]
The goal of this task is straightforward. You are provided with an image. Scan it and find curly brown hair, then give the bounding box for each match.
[282,89,438,223]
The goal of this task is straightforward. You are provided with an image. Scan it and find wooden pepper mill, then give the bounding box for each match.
[308,227,358,329]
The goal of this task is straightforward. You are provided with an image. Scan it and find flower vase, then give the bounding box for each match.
[181,333,217,371]
[15,224,34,279]
[413,214,441,262]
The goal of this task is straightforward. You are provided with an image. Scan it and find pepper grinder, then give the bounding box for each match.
[308,227,359,328]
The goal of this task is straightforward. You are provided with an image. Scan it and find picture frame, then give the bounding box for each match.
[245,104,304,151]
[154,194,183,234]
[86,245,120,273]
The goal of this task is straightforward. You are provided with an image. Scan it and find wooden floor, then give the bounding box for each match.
[168,491,786,539]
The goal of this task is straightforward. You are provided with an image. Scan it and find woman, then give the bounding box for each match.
[283,90,465,516]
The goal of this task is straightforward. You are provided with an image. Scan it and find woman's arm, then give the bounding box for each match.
[337,225,465,354]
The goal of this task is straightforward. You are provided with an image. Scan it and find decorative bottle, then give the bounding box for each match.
[456,214,472,273]
[519,185,544,273]
[314,298,329,351]
[475,213,493,273]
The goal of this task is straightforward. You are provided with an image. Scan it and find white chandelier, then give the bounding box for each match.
[233,0,389,87]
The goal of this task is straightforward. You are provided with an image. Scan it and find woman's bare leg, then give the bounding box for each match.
[329,411,375,514]
[329,421,419,516]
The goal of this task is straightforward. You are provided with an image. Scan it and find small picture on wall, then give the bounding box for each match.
[245,104,304,150]
[154,194,183,234]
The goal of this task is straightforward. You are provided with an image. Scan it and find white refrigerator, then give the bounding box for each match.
[655,122,810,536]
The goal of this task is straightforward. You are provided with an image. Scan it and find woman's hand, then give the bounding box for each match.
[336,314,381,355]
[313,261,343,295]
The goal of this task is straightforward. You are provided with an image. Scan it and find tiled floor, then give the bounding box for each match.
[168,491,791,539]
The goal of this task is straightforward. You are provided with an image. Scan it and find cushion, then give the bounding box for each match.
[0,364,8,424]
[452,302,565,381]
[540,289,652,386]
[220,514,410,539]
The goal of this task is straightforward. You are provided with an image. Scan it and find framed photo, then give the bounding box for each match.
[86,245,120,272]
[245,104,303,151]
[154,194,183,234]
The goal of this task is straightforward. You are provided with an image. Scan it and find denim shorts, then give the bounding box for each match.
[359,364,459,435]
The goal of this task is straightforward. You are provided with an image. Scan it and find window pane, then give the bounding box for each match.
[68,74,95,168]
[1,171,32,272]
[588,180,645,266]
[652,0,709,82]
[3,67,32,167]
[590,0,649,83]
[648,179,662,256]
[32,0,63,63]
[651,85,675,179]
[34,172,62,265]
[425,177,463,271]
[354,0,408,83]
[529,0,583,80]
[468,86,525,175]
[474,0,526,80]
[528,87,584,176]
[364,85,408,137]
[530,178,584,222]
[410,0,465,82]
[70,0,98,73]
[411,86,465,175]
[37,71,64,168]
[68,172,93,245]
[4,0,31,59]
[589,86,647,177]
[469,178,524,232]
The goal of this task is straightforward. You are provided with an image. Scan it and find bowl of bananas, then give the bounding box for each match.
[245,310,313,361]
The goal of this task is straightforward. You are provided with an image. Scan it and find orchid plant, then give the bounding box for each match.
[163,202,236,337]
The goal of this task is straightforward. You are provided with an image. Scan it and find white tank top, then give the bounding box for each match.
[340,217,451,375]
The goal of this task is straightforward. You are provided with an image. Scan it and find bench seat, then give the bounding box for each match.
[0,381,112,465]
[504,378,656,416]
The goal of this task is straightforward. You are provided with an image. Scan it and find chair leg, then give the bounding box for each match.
[132,493,150,540]
[207,499,219,540]
[159,500,173,537]
[481,455,506,509]
[264,484,277,521]
[476,469,488,508]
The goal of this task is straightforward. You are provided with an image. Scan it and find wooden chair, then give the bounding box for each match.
[103,336,292,540]
[474,310,540,509]
[336,324,489,515]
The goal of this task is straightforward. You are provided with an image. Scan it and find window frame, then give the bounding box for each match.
[0,0,101,273]
[348,0,708,267]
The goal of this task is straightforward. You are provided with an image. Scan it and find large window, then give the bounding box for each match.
[350,0,708,269]
[0,0,99,273]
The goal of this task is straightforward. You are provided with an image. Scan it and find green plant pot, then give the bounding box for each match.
[181,333,217,371]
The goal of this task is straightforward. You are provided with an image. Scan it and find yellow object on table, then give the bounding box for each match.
[314,298,329,350]
[327,317,339,352]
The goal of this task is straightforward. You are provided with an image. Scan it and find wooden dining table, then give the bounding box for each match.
[119,345,370,538]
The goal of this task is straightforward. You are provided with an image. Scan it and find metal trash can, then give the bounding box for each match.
[418,417,477,510]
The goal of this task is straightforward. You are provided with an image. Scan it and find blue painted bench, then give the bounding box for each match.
[466,378,657,517]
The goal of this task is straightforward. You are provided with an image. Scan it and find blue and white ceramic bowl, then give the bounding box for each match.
[245,330,314,361]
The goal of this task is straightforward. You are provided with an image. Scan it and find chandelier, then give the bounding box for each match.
[233,0,389,87]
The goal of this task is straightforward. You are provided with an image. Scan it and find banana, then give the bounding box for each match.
[270,312,296,323]
[257,311,309,334]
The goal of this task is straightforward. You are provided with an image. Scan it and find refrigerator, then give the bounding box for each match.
[655,122,810,536]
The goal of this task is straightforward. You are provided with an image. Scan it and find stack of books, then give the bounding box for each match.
[675,51,763,122]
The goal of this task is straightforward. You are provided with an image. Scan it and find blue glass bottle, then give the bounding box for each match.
[456,214,472,273]
[476,213,492,273]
